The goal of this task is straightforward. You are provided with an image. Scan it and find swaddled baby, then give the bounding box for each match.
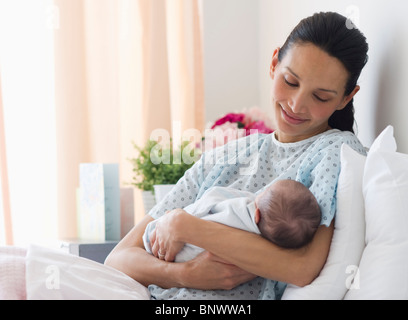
[143,179,321,300]
[144,179,321,261]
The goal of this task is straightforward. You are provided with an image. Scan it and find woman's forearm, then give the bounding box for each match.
[105,245,188,288]
[105,215,185,288]
[175,211,334,287]
[105,214,255,290]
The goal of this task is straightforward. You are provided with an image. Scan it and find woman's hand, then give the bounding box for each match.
[150,208,187,262]
[149,209,256,289]
[182,251,257,290]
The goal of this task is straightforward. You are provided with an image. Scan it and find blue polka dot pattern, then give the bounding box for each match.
[150,129,366,227]
[148,129,366,300]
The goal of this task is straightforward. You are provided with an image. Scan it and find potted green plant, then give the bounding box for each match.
[130,139,200,213]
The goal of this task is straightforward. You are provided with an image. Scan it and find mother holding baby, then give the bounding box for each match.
[106,12,369,299]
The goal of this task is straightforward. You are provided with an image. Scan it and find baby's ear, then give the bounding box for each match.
[255,208,261,224]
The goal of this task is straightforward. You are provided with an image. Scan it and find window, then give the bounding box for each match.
[0,0,58,246]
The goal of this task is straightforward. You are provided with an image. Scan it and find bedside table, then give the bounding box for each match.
[61,240,119,264]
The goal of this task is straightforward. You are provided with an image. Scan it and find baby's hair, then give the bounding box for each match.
[256,180,321,249]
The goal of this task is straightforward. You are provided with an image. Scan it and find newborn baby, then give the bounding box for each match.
[144,179,321,262]
[143,179,321,300]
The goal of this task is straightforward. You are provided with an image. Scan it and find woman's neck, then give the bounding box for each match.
[274,125,332,143]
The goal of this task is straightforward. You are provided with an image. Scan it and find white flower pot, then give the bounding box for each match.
[141,190,156,214]
[153,184,176,203]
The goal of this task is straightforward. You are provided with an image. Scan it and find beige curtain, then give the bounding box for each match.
[54,0,205,240]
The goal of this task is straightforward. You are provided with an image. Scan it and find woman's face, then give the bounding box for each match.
[270,43,359,143]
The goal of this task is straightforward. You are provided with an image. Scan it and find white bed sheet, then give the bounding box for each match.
[0,246,27,300]
[25,245,150,300]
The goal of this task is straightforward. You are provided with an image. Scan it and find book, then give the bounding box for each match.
[78,163,121,241]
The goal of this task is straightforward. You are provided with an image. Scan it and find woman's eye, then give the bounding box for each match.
[284,78,297,87]
[283,77,329,103]
[314,95,329,103]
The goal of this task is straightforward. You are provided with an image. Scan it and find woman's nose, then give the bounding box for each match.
[288,91,307,114]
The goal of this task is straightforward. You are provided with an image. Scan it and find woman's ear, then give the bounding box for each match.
[270,47,280,79]
[337,85,360,110]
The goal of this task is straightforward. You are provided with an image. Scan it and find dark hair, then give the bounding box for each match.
[257,180,321,249]
[278,12,369,133]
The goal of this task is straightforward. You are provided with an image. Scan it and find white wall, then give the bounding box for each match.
[203,0,408,153]
[202,0,260,124]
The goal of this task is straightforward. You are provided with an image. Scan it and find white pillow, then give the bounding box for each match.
[282,143,366,300]
[366,125,397,154]
[345,126,408,300]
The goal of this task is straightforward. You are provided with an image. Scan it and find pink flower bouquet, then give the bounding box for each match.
[203,106,274,151]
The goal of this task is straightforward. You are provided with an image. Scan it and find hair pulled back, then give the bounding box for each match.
[278,12,369,133]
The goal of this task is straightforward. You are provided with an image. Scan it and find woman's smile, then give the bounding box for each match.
[280,105,309,125]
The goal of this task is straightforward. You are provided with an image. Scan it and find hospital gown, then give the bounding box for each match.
[147,129,366,300]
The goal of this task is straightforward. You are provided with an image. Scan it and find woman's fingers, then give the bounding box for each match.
[149,228,156,248]
[150,229,160,258]
[149,226,170,260]
[163,244,178,262]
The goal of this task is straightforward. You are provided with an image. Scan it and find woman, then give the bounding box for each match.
[105,12,369,299]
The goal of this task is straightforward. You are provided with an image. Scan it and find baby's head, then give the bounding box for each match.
[254,180,321,249]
